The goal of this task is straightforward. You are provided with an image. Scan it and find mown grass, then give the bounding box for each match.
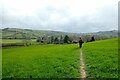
[83,38,118,78]
[2,44,80,78]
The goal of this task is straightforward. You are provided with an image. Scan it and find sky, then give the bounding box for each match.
[0,0,119,33]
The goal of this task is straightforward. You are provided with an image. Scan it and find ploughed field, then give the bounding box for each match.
[2,38,118,78]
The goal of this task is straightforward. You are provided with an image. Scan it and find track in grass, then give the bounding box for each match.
[80,49,86,79]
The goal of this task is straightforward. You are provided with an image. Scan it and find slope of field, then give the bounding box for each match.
[2,44,80,78]
[83,38,118,78]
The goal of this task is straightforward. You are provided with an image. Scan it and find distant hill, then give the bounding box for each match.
[87,30,118,38]
[1,28,76,39]
[0,28,118,39]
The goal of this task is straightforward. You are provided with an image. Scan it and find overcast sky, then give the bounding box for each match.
[0,0,119,33]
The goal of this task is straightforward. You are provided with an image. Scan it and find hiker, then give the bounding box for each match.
[79,37,84,48]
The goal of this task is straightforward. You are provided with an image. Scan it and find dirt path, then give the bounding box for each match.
[80,49,86,79]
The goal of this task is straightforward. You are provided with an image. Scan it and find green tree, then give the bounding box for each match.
[64,35,70,43]
[54,37,59,44]
[60,35,63,44]
[90,36,95,42]
[51,36,54,44]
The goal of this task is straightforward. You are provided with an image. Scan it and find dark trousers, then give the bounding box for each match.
[79,44,82,48]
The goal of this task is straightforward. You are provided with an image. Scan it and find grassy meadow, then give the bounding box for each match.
[0,48,1,79]
[1,39,39,48]
[1,39,37,44]
[83,38,118,78]
[2,38,118,78]
[1,39,22,44]
[2,44,80,78]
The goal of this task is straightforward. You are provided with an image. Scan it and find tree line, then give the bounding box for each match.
[36,35,104,44]
[2,34,109,48]
[37,35,72,44]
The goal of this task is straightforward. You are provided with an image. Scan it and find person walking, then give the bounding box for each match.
[79,37,84,48]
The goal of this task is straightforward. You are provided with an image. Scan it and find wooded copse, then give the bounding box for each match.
[1,34,111,48]
[36,34,110,44]
[37,35,71,44]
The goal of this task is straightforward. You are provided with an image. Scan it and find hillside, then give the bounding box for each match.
[1,28,118,39]
[1,28,76,39]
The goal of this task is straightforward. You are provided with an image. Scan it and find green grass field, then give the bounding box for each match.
[1,39,37,44]
[0,48,1,79]
[2,38,118,78]
[2,44,80,78]
[83,38,118,78]
[1,39,22,44]
[1,39,39,47]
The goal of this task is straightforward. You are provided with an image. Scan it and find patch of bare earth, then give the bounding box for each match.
[80,49,86,79]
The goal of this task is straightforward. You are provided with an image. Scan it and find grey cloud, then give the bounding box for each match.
[57,6,118,33]
[1,4,118,33]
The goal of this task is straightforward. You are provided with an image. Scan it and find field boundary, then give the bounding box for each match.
[80,49,86,78]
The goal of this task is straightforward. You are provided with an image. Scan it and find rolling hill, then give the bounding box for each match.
[0,28,118,39]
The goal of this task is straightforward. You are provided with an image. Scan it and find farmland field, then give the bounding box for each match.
[2,38,118,78]
[1,39,22,44]
[1,39,39,47]
[82,38,118,78]
[2,44,80,78]
[1,39,36,44]
[0,48,1,79]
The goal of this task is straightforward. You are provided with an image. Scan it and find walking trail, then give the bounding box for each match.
[80,49,86,79]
